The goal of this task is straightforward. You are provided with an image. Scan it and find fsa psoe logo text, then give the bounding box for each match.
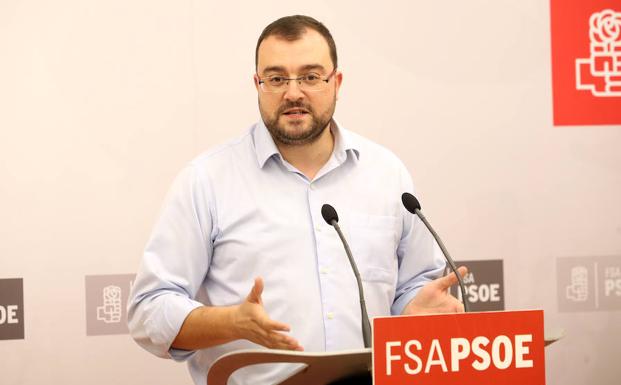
[575,9,621,97]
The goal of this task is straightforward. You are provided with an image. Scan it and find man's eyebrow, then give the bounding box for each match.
[260,64,328,75]
[261,66,286,75]
[299,64,327,72]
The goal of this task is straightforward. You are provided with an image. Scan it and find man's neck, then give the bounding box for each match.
[276,123,334,181]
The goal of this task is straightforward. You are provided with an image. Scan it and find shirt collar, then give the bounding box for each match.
[332,118,361,163]
[253,120,281,168]
[252,119,361,169]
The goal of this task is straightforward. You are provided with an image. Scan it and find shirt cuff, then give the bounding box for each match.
[169,347,198,362]
[391,285,423,316]
[144,295,203,360]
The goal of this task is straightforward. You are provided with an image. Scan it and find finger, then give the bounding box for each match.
[451,294,465,313]
[456,300,465,313]
[247,277,264,304]
[274,333,297,347]
[437,266,468,290]
[269,332,303,351]
[263,318,291,332]
[444,293,465,313]
[456,266,468,278]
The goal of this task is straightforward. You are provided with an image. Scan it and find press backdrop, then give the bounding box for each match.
[1,0,620,384]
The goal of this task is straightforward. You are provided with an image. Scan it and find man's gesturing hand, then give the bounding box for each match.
[233,277,303,351]
[402,266,468,315]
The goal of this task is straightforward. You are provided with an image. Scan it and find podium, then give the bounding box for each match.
[207,310,563,385]
[207,348,372,385]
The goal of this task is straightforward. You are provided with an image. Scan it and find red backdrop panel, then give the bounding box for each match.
[550,0,621,125]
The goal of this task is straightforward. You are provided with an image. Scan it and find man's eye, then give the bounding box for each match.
[304,74,320,82]
[269,77,285,84]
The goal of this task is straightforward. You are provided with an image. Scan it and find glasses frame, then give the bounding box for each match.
[257,68,338,93]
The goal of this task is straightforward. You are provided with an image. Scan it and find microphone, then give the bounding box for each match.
[321,204,372,349]
[401,193,470,313]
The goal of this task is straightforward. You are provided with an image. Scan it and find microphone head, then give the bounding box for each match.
[401,192,422,214]
[321,204,339,225]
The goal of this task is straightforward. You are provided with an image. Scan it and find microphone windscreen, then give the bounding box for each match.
[401,192,422,214]
[321,204,339,224]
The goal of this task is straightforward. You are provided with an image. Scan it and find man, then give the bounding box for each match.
[128,15,465,385]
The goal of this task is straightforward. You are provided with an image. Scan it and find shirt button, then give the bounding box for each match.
[327,312,335,319]
[315,226,322,232]
[320,267,329,274]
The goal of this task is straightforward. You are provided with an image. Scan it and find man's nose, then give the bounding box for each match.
[283,80,305,101]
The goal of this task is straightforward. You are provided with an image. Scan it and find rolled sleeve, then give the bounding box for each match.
[127,164,215,359]
[392,212,446,315]
[391,165,446,315]
[142,294,203,359]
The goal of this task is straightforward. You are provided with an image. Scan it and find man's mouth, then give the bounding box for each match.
[281,108,310,117]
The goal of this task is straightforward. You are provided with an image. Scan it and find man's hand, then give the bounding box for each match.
[402,266,468,315]
[232,277,304,351]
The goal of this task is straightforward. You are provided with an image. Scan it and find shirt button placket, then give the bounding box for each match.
[308,181,332,350]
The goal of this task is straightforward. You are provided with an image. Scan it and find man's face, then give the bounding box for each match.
[255,29,342,146]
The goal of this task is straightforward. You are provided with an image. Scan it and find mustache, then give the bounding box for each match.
[277,101,313,115]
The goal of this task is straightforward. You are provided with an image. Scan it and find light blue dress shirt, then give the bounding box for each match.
[127,120,445,385]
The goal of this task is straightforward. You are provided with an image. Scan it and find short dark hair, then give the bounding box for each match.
[255,15,338,70]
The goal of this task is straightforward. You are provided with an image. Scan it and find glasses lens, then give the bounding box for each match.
[260,72,333,93]
[262,77,286,92]
[300,74,323,91]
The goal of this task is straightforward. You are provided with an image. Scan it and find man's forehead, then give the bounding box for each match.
[257,29,332,74]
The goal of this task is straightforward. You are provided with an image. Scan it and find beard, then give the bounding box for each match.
[260,97,336,146]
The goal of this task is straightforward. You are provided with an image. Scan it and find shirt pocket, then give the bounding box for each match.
[345,212,400,318]
[346,212,401,285]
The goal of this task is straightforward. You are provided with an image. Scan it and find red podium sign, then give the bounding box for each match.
[372,310,545,385]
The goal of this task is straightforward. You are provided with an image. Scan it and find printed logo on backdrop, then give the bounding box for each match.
[85,274,134,336]
[449,260,504,311]
[557,256,621,312]
[576,10,621,97]
[550,0,621,125]
[0,278,25,340]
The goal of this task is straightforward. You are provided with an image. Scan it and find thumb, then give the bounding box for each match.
[246,277,264,304]
[438,266,468,290]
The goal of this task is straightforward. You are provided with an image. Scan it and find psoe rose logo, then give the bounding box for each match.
[550,0,621,125]
[85,274,134,336]
[575,9,621,97]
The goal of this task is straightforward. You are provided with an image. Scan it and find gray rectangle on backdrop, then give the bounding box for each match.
[0,278,25,340]
[85,274,135,336]
[449,259,504,311]
[557,256,621,312]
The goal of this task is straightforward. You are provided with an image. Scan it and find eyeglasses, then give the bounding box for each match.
[258,68,337,93]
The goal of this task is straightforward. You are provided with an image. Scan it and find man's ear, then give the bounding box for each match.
[334,71,343,100]
[253,74,260,91]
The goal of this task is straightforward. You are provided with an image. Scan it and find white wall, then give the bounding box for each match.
[1,1,619,384]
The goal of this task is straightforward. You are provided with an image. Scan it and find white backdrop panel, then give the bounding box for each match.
[0,1,619,384]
